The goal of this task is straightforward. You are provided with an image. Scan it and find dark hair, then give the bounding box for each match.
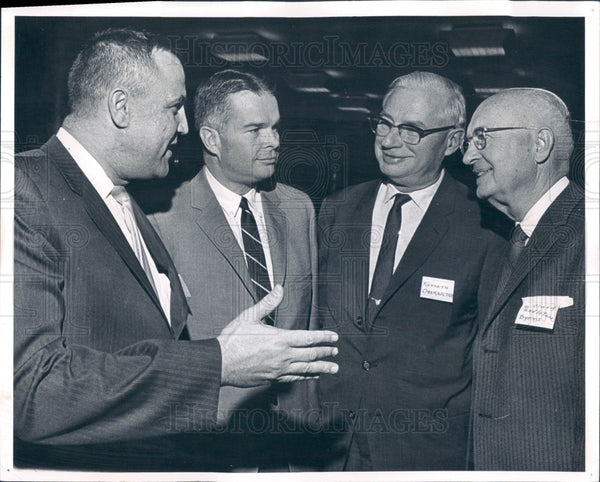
[67,27,174,116]
[194,69,274,131]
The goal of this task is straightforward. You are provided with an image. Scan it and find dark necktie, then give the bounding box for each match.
[496,223,529,297]
[368,193,412,313]
[240,196,275,325]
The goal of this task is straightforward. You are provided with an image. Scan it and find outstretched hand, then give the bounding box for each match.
[217,285,339,387]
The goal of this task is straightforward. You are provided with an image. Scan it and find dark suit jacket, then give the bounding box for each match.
[147,166,318,469]
[470,181,585,471]
[13,136,222,471]
[316,173,495,471]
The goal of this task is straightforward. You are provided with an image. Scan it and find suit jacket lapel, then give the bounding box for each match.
[132,200,190,337]
[369,174,454,323]
[48,137,171,328]
[483,182,584,326]
[191,169,256,300]
[260,190,287,288]
[348,182,380,320]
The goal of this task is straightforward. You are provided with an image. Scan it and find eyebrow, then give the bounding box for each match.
[380,112,426,128]
[166,95,186,108]
[242,120,280,129]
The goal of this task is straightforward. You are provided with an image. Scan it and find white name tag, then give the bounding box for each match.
[420,276,455,303]
[515,296,574,330]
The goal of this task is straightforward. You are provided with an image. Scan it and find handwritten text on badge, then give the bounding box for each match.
[515,296,573,330]
[420,276,455,303]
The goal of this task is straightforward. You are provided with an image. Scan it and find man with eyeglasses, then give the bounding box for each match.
[463,88,584,471]
[315,71,498,471]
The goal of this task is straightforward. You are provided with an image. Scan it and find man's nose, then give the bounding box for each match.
[263,128,279,148]
[462,142,477,165]
[177,107,189,136]
[380,127,403,148]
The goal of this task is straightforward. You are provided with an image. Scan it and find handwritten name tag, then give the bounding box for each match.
[515,296,574,330]
[420,276,455,303]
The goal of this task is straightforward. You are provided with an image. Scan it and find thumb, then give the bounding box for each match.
[241,285,283,324]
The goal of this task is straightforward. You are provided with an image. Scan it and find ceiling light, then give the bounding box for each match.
[447,26,516,57]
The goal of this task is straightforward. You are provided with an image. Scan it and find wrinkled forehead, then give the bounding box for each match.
[469,95,532,133]
[382,86,451,125]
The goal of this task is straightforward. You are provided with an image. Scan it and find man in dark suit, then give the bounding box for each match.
[148,70,319,470]
[13,28,338,472]
[316,71,496,471]
[462,88,585,471]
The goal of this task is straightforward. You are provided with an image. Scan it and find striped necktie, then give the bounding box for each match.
[111,185,158,296]
[240,196,275,325]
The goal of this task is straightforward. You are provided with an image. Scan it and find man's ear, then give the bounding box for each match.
[444,128,464,156]
[534,128,554,164]
[199,126,221,157]
[108,89,129,128]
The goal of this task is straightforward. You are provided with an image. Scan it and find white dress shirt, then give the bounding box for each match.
[56,128,172,324]
[368,171,445,292]
[517,176,570,242]
[204,167,275,287]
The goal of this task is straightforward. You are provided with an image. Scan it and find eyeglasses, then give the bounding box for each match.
[460,127,538,155]
[368,116,455,145]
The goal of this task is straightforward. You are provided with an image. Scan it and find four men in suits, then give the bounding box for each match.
[13,26,587,474]
[463,88,585,471]
[315,72,497,470]
[13,28,339,471]
[148,69,319,470]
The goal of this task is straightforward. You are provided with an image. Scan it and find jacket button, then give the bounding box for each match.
[349,411,356,420]
[355,316,363,327]
[362,360,371,371]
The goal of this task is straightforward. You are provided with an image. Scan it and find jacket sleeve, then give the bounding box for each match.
[13,163,222,446]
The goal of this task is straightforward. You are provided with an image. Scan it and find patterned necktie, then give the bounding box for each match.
[111,185,158,296]
[495,223,529,297]
[368,193,412,312]
[240,196,275,325]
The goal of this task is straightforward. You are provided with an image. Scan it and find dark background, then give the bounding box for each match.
[15,16,585,211]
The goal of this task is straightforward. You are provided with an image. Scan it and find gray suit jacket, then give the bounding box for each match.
[470,181,585,471]
[148,167,318,468]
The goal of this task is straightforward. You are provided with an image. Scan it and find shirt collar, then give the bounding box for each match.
[204,167,258,217]
[518,177,569,237]
[56,127,116,200]
[382,170,445,211]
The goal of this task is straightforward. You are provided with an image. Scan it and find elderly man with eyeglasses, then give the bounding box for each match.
[462,88,585,471]
[314,71,500,471]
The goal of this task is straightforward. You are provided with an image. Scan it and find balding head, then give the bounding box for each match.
[479,88,573,171]
[463,88,573,221]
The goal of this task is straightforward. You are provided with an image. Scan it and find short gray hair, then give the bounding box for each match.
[500,87,574,168]
[384,71,466,128]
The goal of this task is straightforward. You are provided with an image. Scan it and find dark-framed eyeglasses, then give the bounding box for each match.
[367,116,455,145]
[460,126,539,155]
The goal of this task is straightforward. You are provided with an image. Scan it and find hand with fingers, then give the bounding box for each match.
[217,285,339,387]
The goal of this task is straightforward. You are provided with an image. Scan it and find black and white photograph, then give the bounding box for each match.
[1,1,598,481]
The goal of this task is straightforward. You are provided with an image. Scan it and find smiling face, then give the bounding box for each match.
[374,86,457,192]
[210,90,280,194]
[121,49,189,181]
[462,96,541,220]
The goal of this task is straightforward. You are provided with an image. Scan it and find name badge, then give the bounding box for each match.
[420,276,454,303]
[515,296,574,330]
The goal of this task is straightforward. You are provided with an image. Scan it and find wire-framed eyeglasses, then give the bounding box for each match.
[460,126,539,155]
[368,116,455,145]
